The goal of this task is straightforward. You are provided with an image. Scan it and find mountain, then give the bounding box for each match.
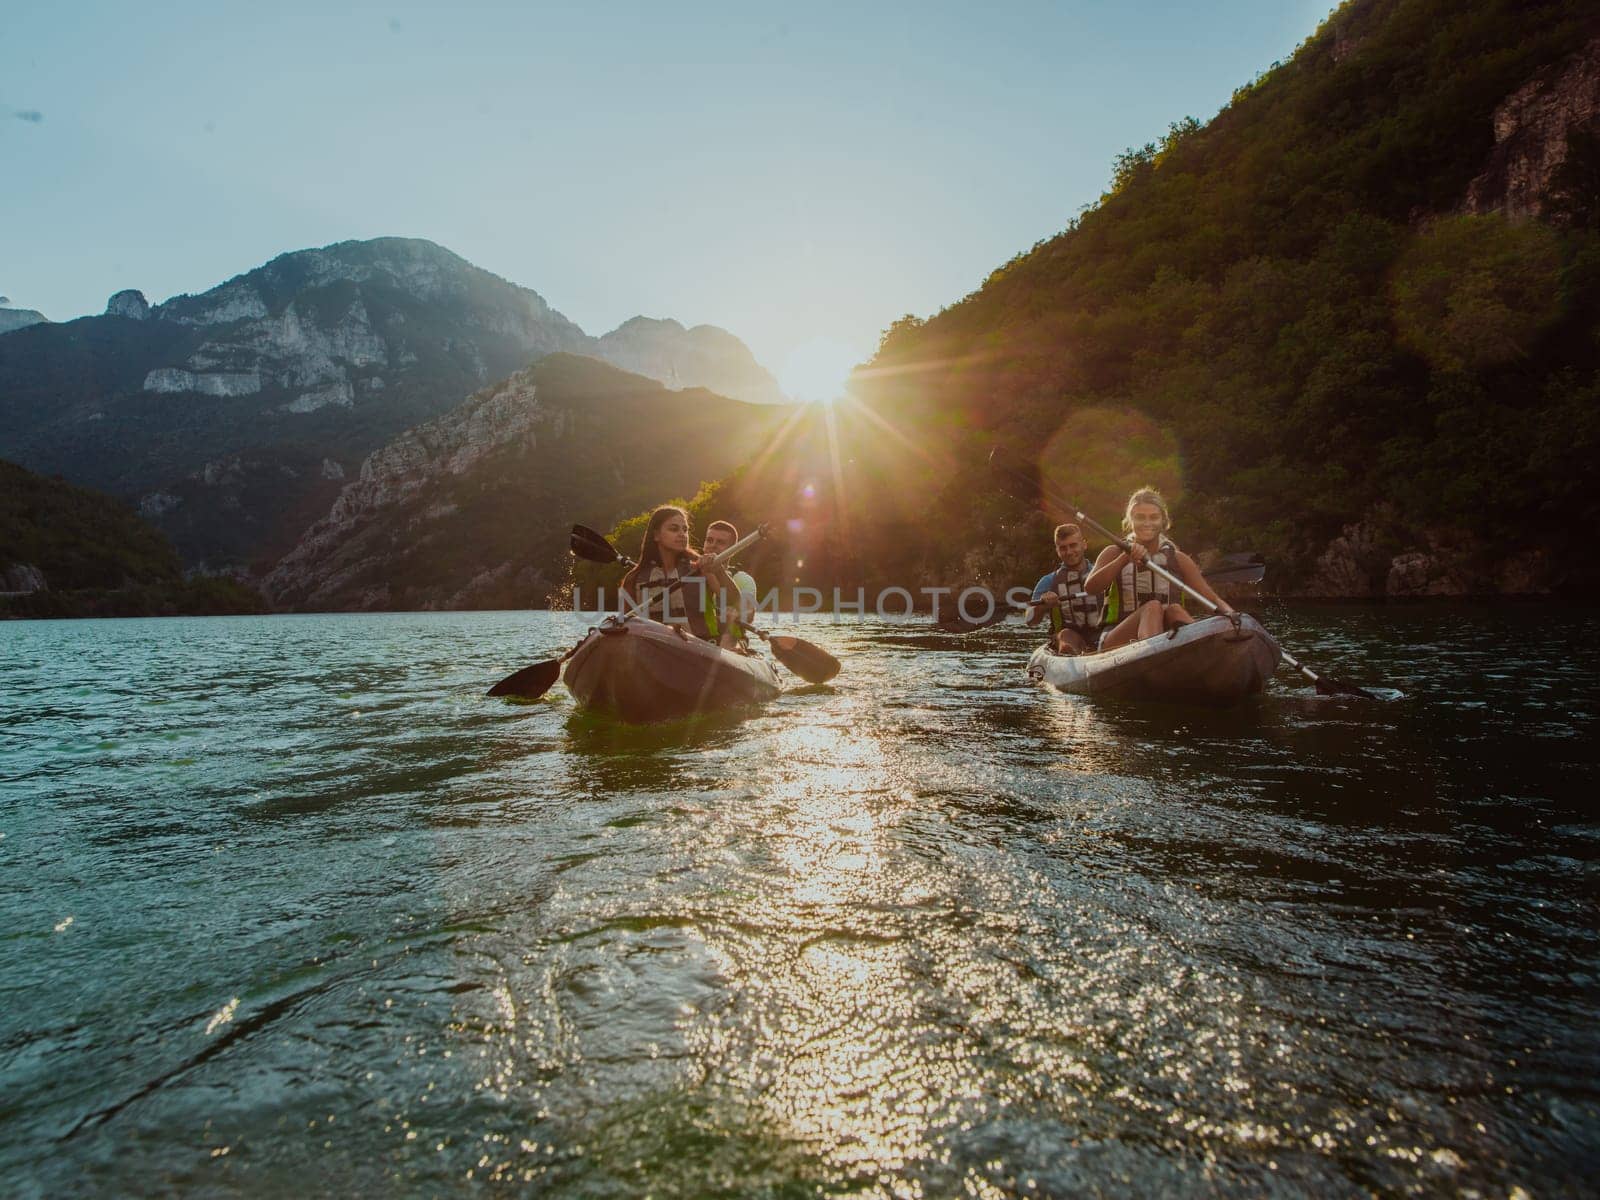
[807,0,1600,599]
[0,238,592,570]
[0,459,262,617]
[596,317,786,405]
[0,308,47,335]
[0,238,783,572]
[263,355,792,612]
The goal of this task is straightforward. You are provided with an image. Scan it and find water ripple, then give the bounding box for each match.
[1,607,1596,1195]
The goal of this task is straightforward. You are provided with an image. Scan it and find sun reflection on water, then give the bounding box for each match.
[703,713,945,1187]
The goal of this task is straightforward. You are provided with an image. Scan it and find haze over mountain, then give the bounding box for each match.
[0,307,47,336]
[595,317,785,405]
[0,238,784,571]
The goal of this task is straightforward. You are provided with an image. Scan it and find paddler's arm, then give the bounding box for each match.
[697,551,733,592]
[1173,550,1234,615]
[1024,590,1059,626]
[1082,545,1126,595]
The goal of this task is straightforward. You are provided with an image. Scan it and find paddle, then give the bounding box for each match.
[485,655,566,700]
[487,523,766,699]
[570,523,622,564]
[746,625,841,683]
[987,449,1376,698]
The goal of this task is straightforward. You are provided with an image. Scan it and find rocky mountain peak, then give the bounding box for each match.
[106,289,150,320]
[150,236,575,333]
[610,315,686,336]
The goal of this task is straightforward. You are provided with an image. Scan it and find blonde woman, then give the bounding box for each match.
[1083,486,1235,651]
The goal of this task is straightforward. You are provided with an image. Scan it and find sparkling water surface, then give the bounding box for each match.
[2,606,1597,1196]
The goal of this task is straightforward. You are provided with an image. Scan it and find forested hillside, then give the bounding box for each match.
[743,0,1600,599]
[0,461,263,617]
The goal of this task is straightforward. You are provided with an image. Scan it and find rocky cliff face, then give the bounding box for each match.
[596,316,787,404]
[0,238,787,572]
[263,354,791,612]
[141,238,589,415]
[1465,36,1600,219]
[264,373,551,610]
[1298,510,1560,599]
[0,563,48,594]
[105,290,150,320]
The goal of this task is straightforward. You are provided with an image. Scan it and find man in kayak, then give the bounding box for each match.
[1026,523,1101,654]
[696,519,759,650]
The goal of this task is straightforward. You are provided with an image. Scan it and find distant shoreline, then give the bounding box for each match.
[3,593,1581,623]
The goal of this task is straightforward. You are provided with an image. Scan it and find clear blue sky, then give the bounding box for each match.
[3,0,1333,395]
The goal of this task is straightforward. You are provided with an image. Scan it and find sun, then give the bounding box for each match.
[778,336,862,404]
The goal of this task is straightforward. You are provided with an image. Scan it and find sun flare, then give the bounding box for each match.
[779,336,862,404]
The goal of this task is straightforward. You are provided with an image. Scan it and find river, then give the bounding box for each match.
[2,606,1596,1196]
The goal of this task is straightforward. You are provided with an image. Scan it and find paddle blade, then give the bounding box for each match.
[1313,675,1379,700]
[768,635,841,684]
[1204,562,1267,586]
[987,447,1043,507]
[570,524,620,565]
[1202,552,1267,587]
[486,658,562,699]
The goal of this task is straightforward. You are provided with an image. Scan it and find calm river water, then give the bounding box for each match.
[2,606,1597,1196]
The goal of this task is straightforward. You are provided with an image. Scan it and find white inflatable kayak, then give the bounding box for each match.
[1026,613,1281,706]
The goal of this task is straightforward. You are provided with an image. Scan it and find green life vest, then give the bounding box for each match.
[701,577,744,642]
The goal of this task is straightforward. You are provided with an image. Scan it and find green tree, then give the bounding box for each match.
[1389,215,1563,371]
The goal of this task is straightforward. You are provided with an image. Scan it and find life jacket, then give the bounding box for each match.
[638,562,720,639]
[1102,538,1183,626]
[630,563,694,624]
[1044,560,1102,634]
[700,571,748,643]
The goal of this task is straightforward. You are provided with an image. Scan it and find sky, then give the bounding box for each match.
[3,0,1334,399]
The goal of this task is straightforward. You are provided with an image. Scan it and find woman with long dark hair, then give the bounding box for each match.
[619,505,698,623]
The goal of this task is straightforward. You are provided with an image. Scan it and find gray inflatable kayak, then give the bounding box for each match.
[1026,613,1281,706]
[564,616,780,722]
